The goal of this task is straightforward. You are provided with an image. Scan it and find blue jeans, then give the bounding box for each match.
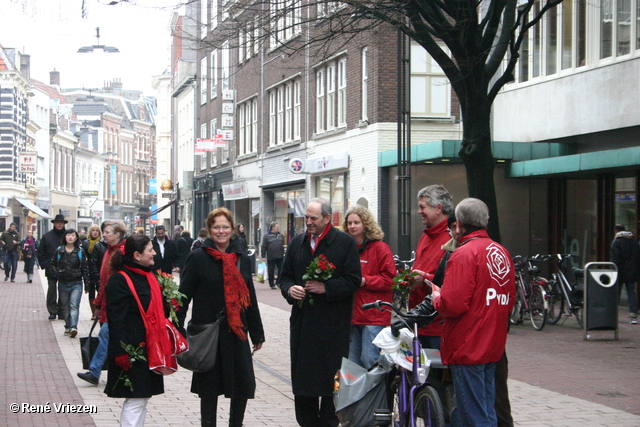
[90,322,109,378]
[349,324,384,369]
[58,281,83,330]
[450,363,497,427]
[3,251,18,280]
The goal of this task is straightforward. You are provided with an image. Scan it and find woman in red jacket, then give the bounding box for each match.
[343,205,397,369]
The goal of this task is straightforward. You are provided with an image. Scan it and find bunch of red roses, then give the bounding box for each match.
[157,272,186,325]
[392,269,417,303]
[298,254,336,308]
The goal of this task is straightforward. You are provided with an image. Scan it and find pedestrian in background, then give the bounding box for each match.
[190,228,208,251]
[51,229,89,338]
[151,225,179,274]
[38,214,67,320]
[235,223,249,254]
[611,224,639,324]
[279,198,361,427]
[178,207,265,427]
[21,229,38,283]
[261,222,284,290]
[105,234,164,426]
[1,222,20,282]
[175,230,193,273]
[83,224,103,319]
[343,205,396,370]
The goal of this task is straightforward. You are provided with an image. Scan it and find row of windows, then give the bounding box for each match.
[514,0,640,84]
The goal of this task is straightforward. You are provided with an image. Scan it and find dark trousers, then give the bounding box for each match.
[495,351,514,427]
[267,257,283,288]
[294,395,338,427]
[46,276,60,316]
[3,251,18,280]
[200,395,247,427]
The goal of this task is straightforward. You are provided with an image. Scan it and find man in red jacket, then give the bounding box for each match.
[410,184,454,350]
[432,198,515,427]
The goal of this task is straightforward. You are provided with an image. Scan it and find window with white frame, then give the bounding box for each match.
[221,41,230,90]
[410,43,450,117]
[268,80,301,147]
[200,0,208,39]
[210,119,218,167]
[317,1,345,17]
[211,0,218,30]
[337,58,347,127]
[238,98,258,157]
[271,0,301,47]
[200,123,207,170]
[211,50,218,99]
[326,63,336,129]
[253,17,260,55]
[200,57,207,105]
[316,70,325,133]
[361,47,368,122]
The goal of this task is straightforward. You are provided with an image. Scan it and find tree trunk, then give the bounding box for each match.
[459,97,502,243]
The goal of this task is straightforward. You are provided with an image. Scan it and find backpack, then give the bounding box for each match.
[56,246,83,262]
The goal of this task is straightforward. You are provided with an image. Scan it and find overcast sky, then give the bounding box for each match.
[1,0,180,96]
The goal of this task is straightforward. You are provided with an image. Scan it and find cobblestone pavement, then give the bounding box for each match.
[1,267,639,426]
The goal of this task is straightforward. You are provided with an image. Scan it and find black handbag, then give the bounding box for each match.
[176,312,224,373]
[79,318,107,370]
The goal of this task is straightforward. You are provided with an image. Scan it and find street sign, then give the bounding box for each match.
[19,151,37,173]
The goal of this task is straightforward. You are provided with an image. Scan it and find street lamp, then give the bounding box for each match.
[77,27,120,53]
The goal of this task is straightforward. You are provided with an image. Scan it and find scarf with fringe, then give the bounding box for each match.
[203,247,250,340]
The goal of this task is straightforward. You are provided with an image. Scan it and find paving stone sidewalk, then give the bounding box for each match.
[1,267,639,426]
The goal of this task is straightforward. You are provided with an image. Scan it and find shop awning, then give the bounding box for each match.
[13,197,52,219]
[139,199,177,219]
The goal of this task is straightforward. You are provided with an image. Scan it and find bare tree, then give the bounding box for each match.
[105,0,563,241]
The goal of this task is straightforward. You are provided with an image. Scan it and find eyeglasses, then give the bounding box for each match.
[211,225,231,231]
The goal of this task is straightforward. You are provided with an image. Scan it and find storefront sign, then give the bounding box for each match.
[307,152,349,173]
[288,158,305,174]
[19,151,37,173]
[222,180,260,200]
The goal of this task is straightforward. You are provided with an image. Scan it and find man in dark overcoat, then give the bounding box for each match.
[151,225,179,274]
[279,198,361,427]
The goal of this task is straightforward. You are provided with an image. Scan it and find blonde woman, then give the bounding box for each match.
[83,224,102,318]
[342,205,397,369]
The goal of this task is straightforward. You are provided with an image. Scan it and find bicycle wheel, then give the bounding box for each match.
[572,307,583,328]
[546,279,564,324]
[509,285,523,325]
[413,385,445,427]
[529,285,547,331]
[387,373,404,427]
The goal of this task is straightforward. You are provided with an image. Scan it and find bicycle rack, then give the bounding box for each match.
[583,262,618,341]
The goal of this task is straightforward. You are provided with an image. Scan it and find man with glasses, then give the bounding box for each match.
[151,225,179,274]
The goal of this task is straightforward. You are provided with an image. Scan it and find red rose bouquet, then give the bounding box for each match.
[157,272,186,325]
[392,269,417,306]
[298,254,336,308]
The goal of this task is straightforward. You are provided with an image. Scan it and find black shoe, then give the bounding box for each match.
[48,314,56,320]
[3,277,7,282]
[10,279,14,283]
[77,372,99,385]
[270,286,277,289]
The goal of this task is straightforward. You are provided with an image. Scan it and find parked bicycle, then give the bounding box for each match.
[509,255,549,331]
[545,254,584,327]
[364,300,446,427]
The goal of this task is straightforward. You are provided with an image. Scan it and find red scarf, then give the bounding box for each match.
[123,265,172,357]
[203,247,250,340]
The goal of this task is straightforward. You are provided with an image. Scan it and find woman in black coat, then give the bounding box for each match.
[105,234,165,426]
[178,208,265,427]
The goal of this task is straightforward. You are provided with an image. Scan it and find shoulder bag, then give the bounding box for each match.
[176,311,225,372]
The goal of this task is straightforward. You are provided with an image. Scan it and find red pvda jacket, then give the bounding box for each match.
[433,229,515,366]
[351,240,397,326]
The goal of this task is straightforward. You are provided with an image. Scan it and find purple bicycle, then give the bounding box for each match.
[364,300,446,427]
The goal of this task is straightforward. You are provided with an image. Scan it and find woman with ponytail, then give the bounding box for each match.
[105,234,165,426]
[177,207,265,427]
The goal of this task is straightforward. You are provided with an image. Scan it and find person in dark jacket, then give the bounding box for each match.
[175,230,194,271]
[105,234,164,426]
[37,214,67,320]
[190,228,208,251]
[151,225,179,274]
[51,229,90,338]
[21,229,38,283]
[1,222,20,282]
[83,224,104,319]
[279,198,361,427]
[343,205,396,370]
[611,224,639,324]
[178,208,265,427]
[261,222,285,289]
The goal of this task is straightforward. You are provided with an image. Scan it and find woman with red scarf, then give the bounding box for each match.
[105,234,165,426]
[178,207,265,427]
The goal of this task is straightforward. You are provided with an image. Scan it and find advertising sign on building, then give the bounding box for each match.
[110,165,117,195]
[149,178,157,194]
[19,151,37,173]
[195,137,227,152]
[307,152,350,173]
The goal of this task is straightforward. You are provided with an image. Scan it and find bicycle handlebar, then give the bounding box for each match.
[362,300,434,320]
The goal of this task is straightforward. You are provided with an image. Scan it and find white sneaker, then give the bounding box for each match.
[630,318,638,325]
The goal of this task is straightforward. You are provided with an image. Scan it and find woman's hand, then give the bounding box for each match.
[252,342,263,353]
[288,285,306,300]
